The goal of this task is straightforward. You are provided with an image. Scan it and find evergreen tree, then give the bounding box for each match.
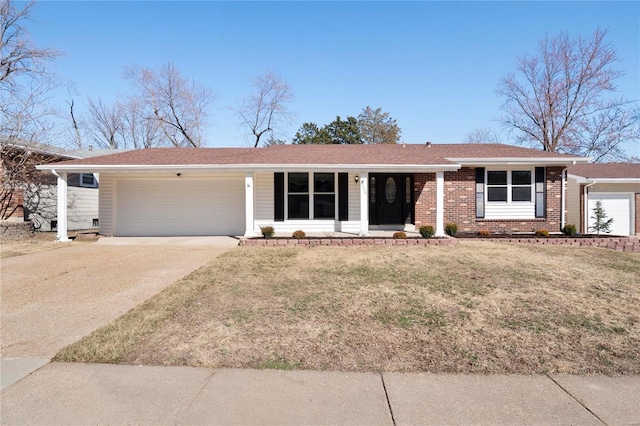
[589,201,614,235]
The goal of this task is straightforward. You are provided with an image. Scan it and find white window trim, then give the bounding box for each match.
[486,169,533,204]
[80,173,98,188]
[285,172,338,221]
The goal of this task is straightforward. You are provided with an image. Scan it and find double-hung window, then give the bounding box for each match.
[287,173,309,219]
[486,170,531,203]
[487,171,508,202]
[285,173,336,220]
[511,171,532,202]
[313,173,335,219]
[476,168,542,219]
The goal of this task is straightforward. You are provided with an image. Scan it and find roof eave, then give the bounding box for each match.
[36,163,462,173]
[567,174,640,184]
[448,157,590,166]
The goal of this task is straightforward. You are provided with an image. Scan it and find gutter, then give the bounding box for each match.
[36,163,463,174]
[447,156,590,166]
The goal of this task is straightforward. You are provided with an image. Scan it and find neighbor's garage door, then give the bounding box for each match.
[588,193,632,236]
[115,177,245,236]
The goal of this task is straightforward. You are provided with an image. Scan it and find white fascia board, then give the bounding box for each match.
[448,157,590,166]
[567,174,640,184]
[36,163,462,173]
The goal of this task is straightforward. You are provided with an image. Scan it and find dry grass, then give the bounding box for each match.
[0,231,96,258]
[56,241,640,375]
[1,232,68,258]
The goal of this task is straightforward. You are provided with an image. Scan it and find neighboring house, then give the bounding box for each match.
[1,142,120,232]
[567,163,640,236]
[37,143,589,240]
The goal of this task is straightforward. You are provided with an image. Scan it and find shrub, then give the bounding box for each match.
[393,231,407,239]
[260,225,275,239]
[292,230,306,239]
[534,229,549,237]
[444,223,458,236]
[478,230,491,237]
[562,224,577,236]
[419,225,435,238]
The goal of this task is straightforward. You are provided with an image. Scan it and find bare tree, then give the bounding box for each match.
[463,127,502,144]
[1,0,61,219]
[236,70,295,148]
[125,62,215,147]
[67,97,83,148]
[86,97,122,149]
[117,97,162,149]
[1,0,60,141]
[357,106,401,144]
[497,29,639,162]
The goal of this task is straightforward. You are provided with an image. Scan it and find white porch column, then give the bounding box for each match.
[54,170,70,242]
[244,172,256,237]
[359,172,369,236]
[435,171,445,237]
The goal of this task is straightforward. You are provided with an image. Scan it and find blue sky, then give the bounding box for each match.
[29,1,640,154]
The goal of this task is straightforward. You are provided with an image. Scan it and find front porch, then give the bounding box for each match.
[246,171,447,239]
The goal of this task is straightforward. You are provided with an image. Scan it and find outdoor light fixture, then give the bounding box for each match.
[354,175,360,183]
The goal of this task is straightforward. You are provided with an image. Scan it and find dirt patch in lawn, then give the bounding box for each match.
[56,241,640,374]
[1,232,85,258]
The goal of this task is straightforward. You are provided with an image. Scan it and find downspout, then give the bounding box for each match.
[583,180,596,233]
[560,166,576,231]
[560,161,576,230]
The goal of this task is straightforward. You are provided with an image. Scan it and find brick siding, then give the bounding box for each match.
[0,188,25,221]
[414,166,565,233]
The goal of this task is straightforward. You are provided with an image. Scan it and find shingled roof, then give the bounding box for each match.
[568,163,640,180]
[37,143,587,171]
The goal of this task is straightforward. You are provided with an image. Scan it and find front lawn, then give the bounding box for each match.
[56,241,640,374]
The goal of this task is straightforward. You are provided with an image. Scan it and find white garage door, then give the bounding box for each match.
[588,193,632,236]
[115,177,245,236]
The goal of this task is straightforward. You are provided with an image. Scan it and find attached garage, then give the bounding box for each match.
[114,175,245,236]
[568,163,640,237]
[587,193,633,236]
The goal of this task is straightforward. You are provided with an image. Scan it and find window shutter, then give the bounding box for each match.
[274,173,284,221]
[535,167,546,218]
[338,173,348,221]
[475,167,485,218]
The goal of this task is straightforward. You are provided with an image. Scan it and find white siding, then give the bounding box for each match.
[485,203,535,219]
[24,184,99,231]
[341,172,362,233]
[255,172,274,225]
[566,176,581,227]
[99,174,116,236]
[67,187,99,230]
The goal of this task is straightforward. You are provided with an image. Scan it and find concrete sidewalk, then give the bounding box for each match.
[1,363,638,425]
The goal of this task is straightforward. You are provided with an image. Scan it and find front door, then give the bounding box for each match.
[369,174,413,225]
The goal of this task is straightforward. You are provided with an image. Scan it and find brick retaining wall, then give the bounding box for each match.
[0,221,34,240]
[475,237,640,253]
[239,237,457,247]
[239,236,639,253]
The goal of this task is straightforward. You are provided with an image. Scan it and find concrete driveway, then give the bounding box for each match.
[1,236,237,387]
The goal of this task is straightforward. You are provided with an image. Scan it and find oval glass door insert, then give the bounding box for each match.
[385,177,396,203]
